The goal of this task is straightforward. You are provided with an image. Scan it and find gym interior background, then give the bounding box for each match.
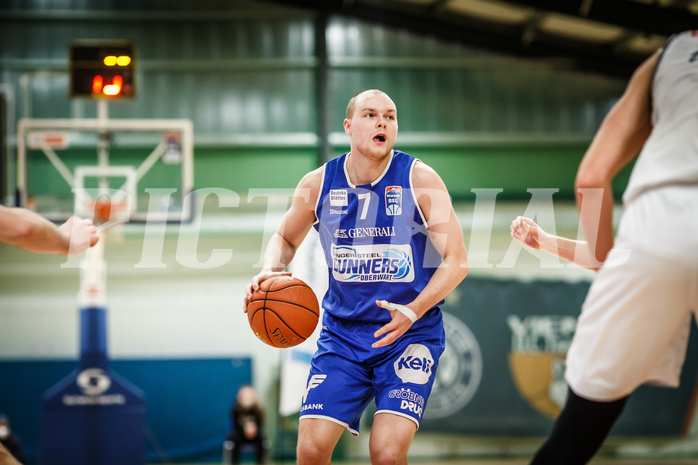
[1,0,697,464]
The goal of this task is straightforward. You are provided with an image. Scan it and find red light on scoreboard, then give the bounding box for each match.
[70,41,135,99]
[92,75,104,94]
[93,75,124,96]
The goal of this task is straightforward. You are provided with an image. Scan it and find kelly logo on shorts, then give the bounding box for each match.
[394,344,435,384]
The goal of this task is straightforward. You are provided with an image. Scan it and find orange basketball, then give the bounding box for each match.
[247,276,320,348]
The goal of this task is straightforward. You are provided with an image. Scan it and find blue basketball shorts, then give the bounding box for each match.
[299,310,445,436]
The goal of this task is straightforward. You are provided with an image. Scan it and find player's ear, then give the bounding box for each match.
[343,118,352,135]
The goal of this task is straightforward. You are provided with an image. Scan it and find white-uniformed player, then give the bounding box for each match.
[511,30,698,464]
[244,89,468,465]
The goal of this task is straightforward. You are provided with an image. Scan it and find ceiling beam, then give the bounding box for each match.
[268,0,647,77]
[503,0,698,36]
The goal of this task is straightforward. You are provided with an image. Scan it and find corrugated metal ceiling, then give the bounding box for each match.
[273,0,698,77]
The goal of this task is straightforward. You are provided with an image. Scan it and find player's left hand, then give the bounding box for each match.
[372,300,417,348]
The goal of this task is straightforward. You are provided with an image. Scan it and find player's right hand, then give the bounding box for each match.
[243,270,292,311]
[372,300,417,348]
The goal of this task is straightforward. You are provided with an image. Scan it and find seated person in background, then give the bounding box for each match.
[227,385,266,464]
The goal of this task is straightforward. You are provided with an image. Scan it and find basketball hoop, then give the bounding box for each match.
[94,197,114,224]
[85,197,130,224]
[84,197,130,243]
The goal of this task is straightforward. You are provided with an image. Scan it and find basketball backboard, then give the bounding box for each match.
[16,117,194,224]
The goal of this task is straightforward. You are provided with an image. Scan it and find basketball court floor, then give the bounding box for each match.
[202,429,698,465]
[212,457,698,464]
[176,455,698,464]
[180,458,698,464]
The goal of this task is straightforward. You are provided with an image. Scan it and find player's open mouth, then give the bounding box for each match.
[374,134,386,143]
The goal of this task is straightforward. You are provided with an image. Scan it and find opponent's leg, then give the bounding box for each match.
[296,418,345,465]
[368,413,417,465]
[530,387,628,465]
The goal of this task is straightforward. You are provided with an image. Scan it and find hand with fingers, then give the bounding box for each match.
[58,216,100,255]
[372,300,418,348]
[243,270,292,311]
[510,216,548,251]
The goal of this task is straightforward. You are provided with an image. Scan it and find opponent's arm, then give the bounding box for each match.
[511,51,658,271]
[574,50,657,265]
[373,161,468,348]
[510,216,598,270]
[0,205,98,255]
[243,168,322,309]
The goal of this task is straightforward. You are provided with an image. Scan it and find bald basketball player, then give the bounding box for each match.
[244,89,468,465]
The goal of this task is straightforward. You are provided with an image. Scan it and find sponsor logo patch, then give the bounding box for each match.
[329,189,348,206]
[400,399,423,417]
[303,374,327,403]
[333,227,396,239]
[390,388,425,418]
[394,344,434,385]
[331,243,414,282]
[301,403,324,412]
[385,186,402,216]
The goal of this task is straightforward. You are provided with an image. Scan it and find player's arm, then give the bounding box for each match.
[243,168,322,309]
[574,50,657,265]
[0,205,98,255]
[410,162,469,312]
[510,216,598,270]
[373,161,468,348]
[511,52,658,271]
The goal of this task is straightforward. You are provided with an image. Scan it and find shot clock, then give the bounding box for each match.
[69,40,136,99]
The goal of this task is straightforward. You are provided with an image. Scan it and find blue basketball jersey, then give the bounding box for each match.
[313,150,443,325]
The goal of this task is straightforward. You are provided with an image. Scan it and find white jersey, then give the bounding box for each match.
[623,30,698,204]
[565,32,698,402]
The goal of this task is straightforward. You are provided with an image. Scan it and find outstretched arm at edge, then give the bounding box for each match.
[510,216,598,270]
[0,205,98,255]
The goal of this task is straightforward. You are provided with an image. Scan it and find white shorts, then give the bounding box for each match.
[565,185,698,401]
